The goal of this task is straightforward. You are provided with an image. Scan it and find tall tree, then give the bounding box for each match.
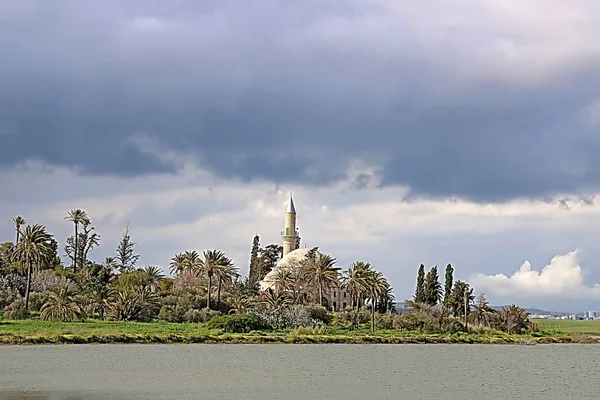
[11,224,53,309]
[363,270,389,333]
[443,263,454,306]
[449,280,474,320]
[115,224,140,273]
[341,261,371,310]
[215,259,239,306]
[248,235,261,287]
[65,223,101,269]
[199,250,230,310]
[12,216,26,244]
[423,266,442,306]
[472,293,495,327]
[302,250,339,308]
[64,209,90,273]
[143,266,165,293]
[414,264,426,303]
[258,244,283,281]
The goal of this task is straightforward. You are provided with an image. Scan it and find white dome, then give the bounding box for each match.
[259,248,311,291]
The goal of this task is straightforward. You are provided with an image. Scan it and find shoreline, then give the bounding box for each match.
[1,333,597,346]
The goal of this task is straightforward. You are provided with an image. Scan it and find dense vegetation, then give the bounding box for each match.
[0,211,565,344]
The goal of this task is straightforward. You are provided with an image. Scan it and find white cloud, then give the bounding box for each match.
[470,250,600,300]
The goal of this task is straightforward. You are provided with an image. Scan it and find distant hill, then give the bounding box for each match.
[491,306,569,316]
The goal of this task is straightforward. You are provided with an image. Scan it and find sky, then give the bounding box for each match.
[1,0,600,312]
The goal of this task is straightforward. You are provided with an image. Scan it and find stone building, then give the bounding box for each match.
[259,194,348,311]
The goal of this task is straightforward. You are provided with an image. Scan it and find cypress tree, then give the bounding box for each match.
[443,263,454,306]
[424,265,442,306]
[414,264,426,303]
[248,235,261,286]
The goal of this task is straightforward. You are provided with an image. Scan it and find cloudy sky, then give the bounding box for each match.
[1,0,600,311]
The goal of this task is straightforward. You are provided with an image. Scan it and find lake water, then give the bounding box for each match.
[0,344,598,399]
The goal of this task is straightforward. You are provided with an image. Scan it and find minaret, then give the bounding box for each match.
[281,192,300,257]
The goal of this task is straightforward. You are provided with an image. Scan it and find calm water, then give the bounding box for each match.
[0,344,598,399]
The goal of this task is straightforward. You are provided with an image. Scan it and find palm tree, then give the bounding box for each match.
[215,259,239,307]
[170,250,202,276]
[199,250,230,310]
[103,257,116,273]
[143,266,165,293]
[40,285,86,322]
[472,293,495,328]
[302,252,339,307]
[90,286,111,320]
[493,305,531,334]
[11,224,53,309]
[261,287,292,309]
[169,252,187,276]
[229,295,250,314]
[12,216,26,244]
[64,209,90,273]
[341,261,371,310]
[363,270,389,333]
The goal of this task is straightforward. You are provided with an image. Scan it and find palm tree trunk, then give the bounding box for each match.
[25,258,33,310]
[15,226,19,245]
[318,284,323,307]
[463,291,468,331]
[73,222,79,273]
[207,276,212,310]
[217,276,222,307]
[370,300,375,333]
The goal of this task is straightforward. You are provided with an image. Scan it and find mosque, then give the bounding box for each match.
[259,194,349,311]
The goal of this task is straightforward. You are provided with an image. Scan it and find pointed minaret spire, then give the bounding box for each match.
[281,192,299,256]
[286,192,296,214]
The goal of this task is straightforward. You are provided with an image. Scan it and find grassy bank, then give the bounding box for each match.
[532,318,600,335]
[0,320,595,345]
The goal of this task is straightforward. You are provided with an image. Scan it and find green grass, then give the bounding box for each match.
[533,318,600,335]
[0,319,594,345]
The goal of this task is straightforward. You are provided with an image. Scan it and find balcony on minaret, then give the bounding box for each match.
[281,228,299,237]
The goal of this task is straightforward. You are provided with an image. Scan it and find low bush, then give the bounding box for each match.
[394,311,439,332]
[376,313,396,330]
[290,325,328,335]
[3,298,30,320]
[0,289,20,309]
[0,273,27,295]
[207,314,270,333]
[250,305,324,329]
[27,292,49,313]
[333,307,370,329]
[304,304,331,324]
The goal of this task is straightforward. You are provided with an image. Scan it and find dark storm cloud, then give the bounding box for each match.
[1,0,600,201]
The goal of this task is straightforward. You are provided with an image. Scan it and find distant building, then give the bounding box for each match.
[587,311,595,320]
[259,194,347,311]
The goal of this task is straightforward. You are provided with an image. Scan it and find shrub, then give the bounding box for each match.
[3,298,30,320]
[395,311,438,332]
[207,314,270,333]
[304,304,331,324]
[250,305,324,329]
[158,305,185,322]
[441,317,465,334]
[32,270,74,293]
[0,289,20,309]
[290,325,328,335]
[27,292,49,312]
[376,313,396,330]
[333,307,370,329]
[0,273,27,295]
[183,308,206,323]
